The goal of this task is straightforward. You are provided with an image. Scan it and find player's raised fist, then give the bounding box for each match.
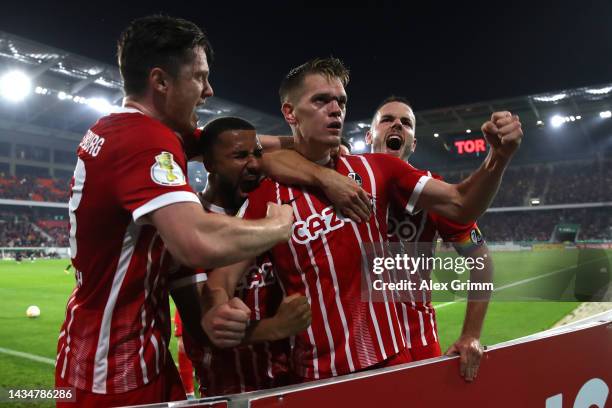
[481,111,523,160]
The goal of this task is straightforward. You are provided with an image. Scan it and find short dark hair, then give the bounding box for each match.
[117,15,214,96]
[372,96,413,125]
[279,57,350,103]
[374,96,412,114]
[198,116,255,155]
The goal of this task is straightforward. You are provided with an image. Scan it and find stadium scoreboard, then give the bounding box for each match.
[446,134,488,158]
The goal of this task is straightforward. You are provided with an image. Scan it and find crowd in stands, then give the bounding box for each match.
[478,208,611,242]
[0,158,610,246]
[439,158,612,207]
[0,176,69,202]
[0,211,69,248]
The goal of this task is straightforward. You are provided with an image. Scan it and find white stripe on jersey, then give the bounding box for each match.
[400,303,411,348]
[151,333,160,375]
[234,348,246,393]
[92,222,141,393]
[132,191,200,225]
[288,187,337,377]
[339,157,386,362]
[137,233,158,385]
[357,156,403,352]
[60,300,79,380]
[279,183,319,379]
[302,190,355,372]
[414,208,430,347]
[405,175,431,214]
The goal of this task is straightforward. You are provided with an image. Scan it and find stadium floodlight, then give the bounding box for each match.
[533,93,567,102]
[600,111,612,119]
[576,115,582,120]
[353,140,366,152]
[357,123,370,129]
[87,97,114,114]
[0,70,32,102]
[569,116,576,121]
[433,133,439,138]
[585,86,612,95]
[550,115,566,128]
[466,129,471,134]
[530,198,541,206]
[57,91,74,101]
[536,120,543,125]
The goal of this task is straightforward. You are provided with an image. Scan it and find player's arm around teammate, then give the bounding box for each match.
[148,202,293,269]
[262,149,371,222]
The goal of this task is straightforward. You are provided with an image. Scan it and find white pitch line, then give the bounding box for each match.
[0,346,55,365]
[435,259,602,310]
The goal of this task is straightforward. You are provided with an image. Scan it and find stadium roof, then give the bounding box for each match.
[0,31,290,142]
[345,83,612,150]
[1,30,611,152]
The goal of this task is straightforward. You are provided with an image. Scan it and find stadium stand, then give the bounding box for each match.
[0,175,69,202]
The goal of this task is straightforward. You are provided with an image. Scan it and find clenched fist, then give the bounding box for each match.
[202,297,251,348]
[481,111,523,160]
[272,293,312,339]
[266,202,295,241]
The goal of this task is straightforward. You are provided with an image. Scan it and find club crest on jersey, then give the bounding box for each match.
[470,227,484,245]
[347,172,362,186]
[151,152,186,186]
[292,205,344,245]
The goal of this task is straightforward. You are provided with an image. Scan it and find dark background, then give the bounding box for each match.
[2,1,611,120]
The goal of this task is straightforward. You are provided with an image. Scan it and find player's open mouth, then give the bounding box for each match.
[327,121,342,131]
[385,134,404,151]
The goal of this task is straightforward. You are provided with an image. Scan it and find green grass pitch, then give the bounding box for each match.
[2,249,608,407]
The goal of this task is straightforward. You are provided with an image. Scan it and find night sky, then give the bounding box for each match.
[2,1,611,121]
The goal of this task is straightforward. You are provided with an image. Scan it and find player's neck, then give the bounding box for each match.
[200,181,239,215]
[123,97,183,141]
[294,139,331,164]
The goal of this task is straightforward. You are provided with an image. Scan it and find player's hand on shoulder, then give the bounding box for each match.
[273,293,312,338]
[202,297,251,348]
[481,111,523,160]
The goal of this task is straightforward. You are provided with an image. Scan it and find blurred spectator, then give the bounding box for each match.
[0,175,70,202]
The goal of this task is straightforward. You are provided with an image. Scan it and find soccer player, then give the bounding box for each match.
[54,16,296,407]
[366,96,493,381]
[205,57,523,382]
[174,116,312,396]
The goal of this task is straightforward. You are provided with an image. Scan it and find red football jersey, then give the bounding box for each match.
[238,153,431,380]
[389,171,481,350]
[56,108,204,394]
[181,200,290,396]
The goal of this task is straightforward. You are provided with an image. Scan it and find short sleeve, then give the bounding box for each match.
[114,123,200,224]
[367,154,431,215]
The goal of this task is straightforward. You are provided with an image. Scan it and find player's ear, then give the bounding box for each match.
[150,68,169,94]
[281,102,297,125]
[365,130,373,145]
[412,137,417,152]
